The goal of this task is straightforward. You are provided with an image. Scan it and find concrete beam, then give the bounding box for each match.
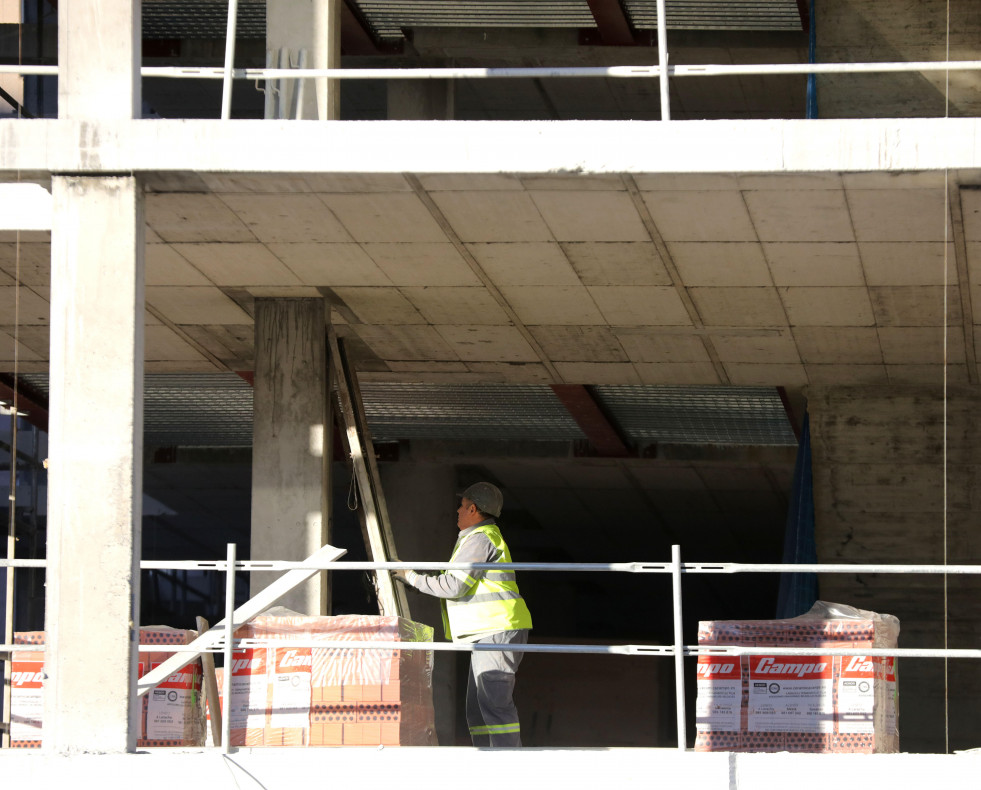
[45,174,144,753]
[1,118,981,175]
[251,298,330,615]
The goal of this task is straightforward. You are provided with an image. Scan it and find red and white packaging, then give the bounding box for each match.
[206,609,437,747]
[10,627,206,749]
[694,601,900,753]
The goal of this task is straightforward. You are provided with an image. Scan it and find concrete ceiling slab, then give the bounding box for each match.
[554,361,641,384]
[793,326,883,364]
[268,242,391,285]
[145,324,214,363]
[859,242,955,286]
[146,244,212,286]
[879,326,962,364]
[467,242,581,286]
[669,242,771,286]
[362,243,480,286]
[332,286,427,324]
[689,286,788,327]
[847,189,951,242]
[172,242,303,286]
[869,285,958,326]
[0,169,972,387]
[430,191,554,242]
[780,285,876,326]
[499,284,606,325]
[561,242,669,286]
[320,193,448,243]
[588,285,692,326]
[0,285,48,324]
[145,286,253,325]
[530,191,650,242]
[763,242,865,286]
[401,286,511,325]
[435,325,541,362]
[726,362,808,386]
[351,324,459,361]
[710,332,801,363]
[744,189,856,242]
[219,194,353,243]
[528,326,630,363]
[614,331,710,364]
[642,190,757,242]
[146,194,255,243]
[633,361,721,385]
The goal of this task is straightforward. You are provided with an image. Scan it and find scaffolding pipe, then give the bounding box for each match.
[221,543,235,753]
[8,558,981,575]
[6,60,981,80]
[133,60,981,81]
[220,0,239,120]
[656,0,670,120]
[671,545,685,750]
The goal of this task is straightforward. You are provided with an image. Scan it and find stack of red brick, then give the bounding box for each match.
[9,627,204,748]
[694,601,899,753]
[212,612,437,747]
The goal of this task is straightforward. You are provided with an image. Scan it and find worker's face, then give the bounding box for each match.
[457,497,481,530]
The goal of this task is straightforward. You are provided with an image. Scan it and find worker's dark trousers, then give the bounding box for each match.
[466,629,529,747]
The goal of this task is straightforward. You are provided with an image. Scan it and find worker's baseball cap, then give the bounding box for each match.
[458,482,503,518]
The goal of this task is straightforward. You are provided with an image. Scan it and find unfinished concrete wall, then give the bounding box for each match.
[808,385,981,753]
[381,463,458,746]
[816,0,981,118]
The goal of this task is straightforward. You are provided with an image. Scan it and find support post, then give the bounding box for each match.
[266,0,340,120]
[671,544,686,751]
[45,174,145,753]
[251,299,330,615]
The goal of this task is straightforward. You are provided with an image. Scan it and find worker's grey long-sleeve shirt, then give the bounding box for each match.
[403,519,500,600]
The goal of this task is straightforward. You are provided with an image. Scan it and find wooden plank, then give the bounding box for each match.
[195,616,223,747]
[336,335,411,620]
[137,543,347,697]
[326,327,401,617]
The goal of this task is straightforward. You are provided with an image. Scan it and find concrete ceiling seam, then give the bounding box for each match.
[403,172,565,383]
[622,173,731,384]
[946,181,977,384]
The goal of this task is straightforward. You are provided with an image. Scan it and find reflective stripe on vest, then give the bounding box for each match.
[441,524,533,640]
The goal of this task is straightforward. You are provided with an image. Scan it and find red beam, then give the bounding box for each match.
[551,384,631,457]
[585,0,635,46]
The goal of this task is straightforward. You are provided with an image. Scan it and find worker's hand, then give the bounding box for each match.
[391,570,409,584]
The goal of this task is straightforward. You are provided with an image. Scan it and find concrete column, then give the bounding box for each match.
[388,80,455,120]
[266,0,341,120]
[251,299,330,614]
[45,175,145,753]
[58,1,140,120]
[381,463,458,745]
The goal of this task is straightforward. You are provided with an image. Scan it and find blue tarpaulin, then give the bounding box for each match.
[776,411,818,618]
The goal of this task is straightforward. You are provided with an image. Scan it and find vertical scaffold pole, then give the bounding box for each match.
[671,544,686,751]
[221,543,236,753]
[221,0,239,119]
[656,0,670,120]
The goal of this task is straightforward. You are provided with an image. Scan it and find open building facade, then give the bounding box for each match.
[1,1,981,785]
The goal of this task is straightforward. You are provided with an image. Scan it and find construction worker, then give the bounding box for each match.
[394,481,532,747]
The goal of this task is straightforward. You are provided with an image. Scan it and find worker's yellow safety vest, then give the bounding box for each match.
[441,524,533,641]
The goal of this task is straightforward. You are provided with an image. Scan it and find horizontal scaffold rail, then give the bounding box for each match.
[5,61,981,80]
[5,558,981,574]
[6,641,977,660]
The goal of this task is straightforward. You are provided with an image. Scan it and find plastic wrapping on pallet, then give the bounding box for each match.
[9,627,205,749]
[694,601,899,753]
[208,610,437,747]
